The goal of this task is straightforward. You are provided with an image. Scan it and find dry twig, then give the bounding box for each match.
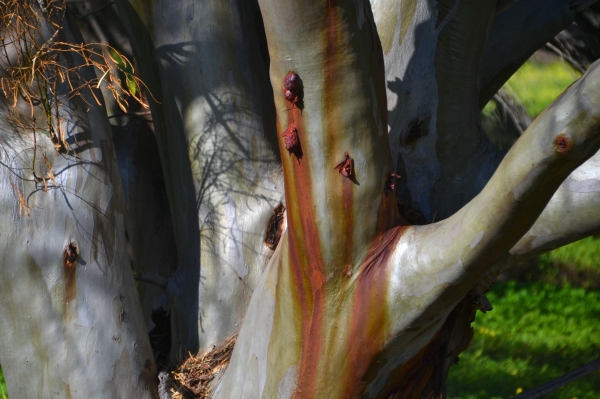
[170,333,238,399]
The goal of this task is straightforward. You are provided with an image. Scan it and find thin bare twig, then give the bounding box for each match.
[512,356,600,399]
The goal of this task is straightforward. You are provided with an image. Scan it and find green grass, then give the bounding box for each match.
[0,370,6,399]
[540,236,600,272]
[461,58,598,398]
[534,236,600,290]
[448,235,600,399]
[447,280,600,399]
[503,60,582,118]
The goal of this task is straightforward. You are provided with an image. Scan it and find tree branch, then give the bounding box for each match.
[374,0,503,220]
[388,60,600,342]
[507,148,600,263]
[479,0,580,109]
[428,0,502,219]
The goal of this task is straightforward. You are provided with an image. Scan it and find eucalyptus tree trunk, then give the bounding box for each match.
[3,0,598,397]
[0,5,157,398]
[211,0,600,398]
[112,0,600,396]
[116,0,285,355]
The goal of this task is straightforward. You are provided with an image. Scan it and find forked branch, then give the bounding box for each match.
[392,59,600,316]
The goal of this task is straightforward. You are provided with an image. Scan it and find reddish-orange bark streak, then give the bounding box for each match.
[342,178,354,268]
[279,1,402,396]
[283,87,326,399]
[343,227,406,397]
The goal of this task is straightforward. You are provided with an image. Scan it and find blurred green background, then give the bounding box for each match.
[448,57,600,399]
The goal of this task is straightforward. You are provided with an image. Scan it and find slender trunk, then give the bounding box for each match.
[0,6,157,397]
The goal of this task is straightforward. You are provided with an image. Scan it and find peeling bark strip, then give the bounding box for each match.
[342,227,404,397]
[282,72,327,399]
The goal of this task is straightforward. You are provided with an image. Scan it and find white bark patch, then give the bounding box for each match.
[562,154,600,193]
[393,235,463,298]
[224,191,248,279]
[85,327,98,364]
[381,0,441,219]
[277,364,298,399]
[562,177,600,193]
[469,231,484,249]
[570,153,600,180]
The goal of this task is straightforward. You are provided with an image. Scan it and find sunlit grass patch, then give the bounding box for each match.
[0,369,7,399]
[540,236,600,272]
[447,281,600,399]
[503,60,582,118]
[536,236,600,290]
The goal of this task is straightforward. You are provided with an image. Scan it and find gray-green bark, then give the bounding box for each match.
[116,0,285,356]
[212,0,600,396]
[2,0,599,397]
[0,8,157,398]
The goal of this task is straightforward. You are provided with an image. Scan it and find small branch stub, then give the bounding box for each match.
[555,134,572,154]
[334,152,354,179]
[64,242,78,269]
[282,71,303,108]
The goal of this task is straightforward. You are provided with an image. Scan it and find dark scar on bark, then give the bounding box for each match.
[265,204,286,250]
[64,242,78,269]
[555,134,572,153]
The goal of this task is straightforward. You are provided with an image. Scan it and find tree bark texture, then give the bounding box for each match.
[0,7,157,398]
[117,0,286,357]
[212,0,600,397]
[2,0,600,397]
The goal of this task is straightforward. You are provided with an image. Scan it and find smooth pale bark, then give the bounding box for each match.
[213,0,600,393]
[372,0,503,221]
[70,0,178,338]
[0,10,157,398]
[117,0,285,353]
[214,0,397,397]
[507,150,600,262]
[373,0,600,261]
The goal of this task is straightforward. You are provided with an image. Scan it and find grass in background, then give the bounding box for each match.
[449,59,599,398]
[533,236,600,290]
[0,370,6,399]
[503,60,582,117]
[447,280,600,399]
